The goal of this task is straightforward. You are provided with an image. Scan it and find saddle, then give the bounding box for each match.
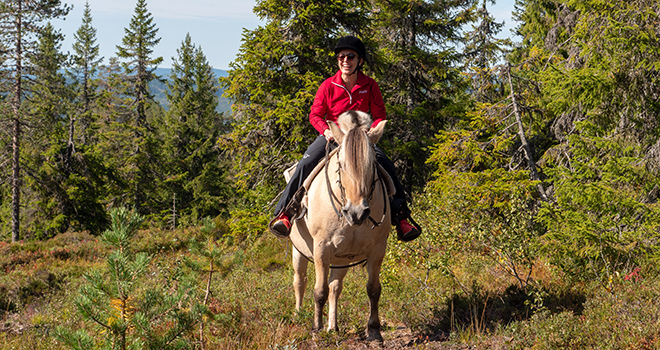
[280,149,396,222]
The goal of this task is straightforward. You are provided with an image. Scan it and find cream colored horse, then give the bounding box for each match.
[288,110,391,342]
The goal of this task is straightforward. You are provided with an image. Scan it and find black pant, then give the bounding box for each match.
[274,135,407,220]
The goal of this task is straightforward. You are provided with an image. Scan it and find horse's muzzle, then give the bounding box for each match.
[343,199,371,226]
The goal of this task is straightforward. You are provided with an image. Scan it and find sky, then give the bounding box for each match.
[53,0,519,71]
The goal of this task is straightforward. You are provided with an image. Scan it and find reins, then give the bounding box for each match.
[368,164,388,229]
[324,141,388,229]
[324,141,344,221]
[296,132,387,270]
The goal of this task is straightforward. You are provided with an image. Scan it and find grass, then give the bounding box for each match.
[1,227,660,349]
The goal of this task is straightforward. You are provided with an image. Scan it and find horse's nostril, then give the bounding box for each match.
[360,208,371,222]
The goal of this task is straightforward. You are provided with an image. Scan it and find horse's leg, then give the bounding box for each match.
[312,247,330,332]
[292,247,308,311]
[327,267,349,332]
[365,258,384,342]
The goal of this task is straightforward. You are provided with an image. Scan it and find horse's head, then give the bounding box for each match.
[327,111,386,226]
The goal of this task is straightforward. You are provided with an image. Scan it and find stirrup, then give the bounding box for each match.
[283,187,307,221]
[396,217,421,242]
[394,209,422,242]
[269,213,291,238]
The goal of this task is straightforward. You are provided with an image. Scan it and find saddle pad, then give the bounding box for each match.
[284,148,395,198]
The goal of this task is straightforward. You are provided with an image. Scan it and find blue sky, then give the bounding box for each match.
[53,0,518,70]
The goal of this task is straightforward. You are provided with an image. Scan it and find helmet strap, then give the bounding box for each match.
[349,58,364,76]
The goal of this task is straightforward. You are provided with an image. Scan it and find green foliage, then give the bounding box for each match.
[370,0,479,193]
[463,0,511,102]
[54,208,204,350]
[22,22,73,239]
[158,34,234,225]
[507,0,660,286]
[113,0,165,215]
[69,0,103,145]
[0,0,72,242]
[221,0,373,192]
[401,168,543,292]
[538,126,660,288]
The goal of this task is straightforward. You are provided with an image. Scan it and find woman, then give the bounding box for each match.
[269,35,421,242]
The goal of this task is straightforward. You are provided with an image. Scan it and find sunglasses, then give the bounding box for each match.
[337,53,357,61]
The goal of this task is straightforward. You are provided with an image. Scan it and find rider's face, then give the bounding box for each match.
[337,49,361,75]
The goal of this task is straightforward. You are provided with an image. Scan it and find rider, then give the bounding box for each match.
[269,35,421,242]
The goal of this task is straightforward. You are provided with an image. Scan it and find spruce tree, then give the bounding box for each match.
[115,0,163,214]
[517,0,660,285]
[22,22,73,238]
[371,0,479,193]
[116,0,162,128]
[462,0,511,102]
[161,34,231,224]
[0,0,71,241]
[70,0,103,146]
[221,0,373,192]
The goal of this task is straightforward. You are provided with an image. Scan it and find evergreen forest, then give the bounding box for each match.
[1,0,660,348]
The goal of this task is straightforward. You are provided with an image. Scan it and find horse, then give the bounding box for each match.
[288,110,392,342]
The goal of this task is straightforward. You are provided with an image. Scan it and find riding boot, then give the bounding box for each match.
[284,187,307,221]
[269,187,306,238]
[392,201,422,242]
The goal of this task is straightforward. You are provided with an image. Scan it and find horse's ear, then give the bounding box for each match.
[328,121,345,144]
[367,120,386,144]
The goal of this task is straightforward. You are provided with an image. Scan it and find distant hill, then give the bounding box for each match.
[150,68,232,113]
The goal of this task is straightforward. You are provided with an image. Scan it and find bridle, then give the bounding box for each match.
[323,140,388,230]
[293,133,389,270]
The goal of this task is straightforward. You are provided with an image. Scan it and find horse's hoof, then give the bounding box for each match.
[368,338,384,348]
[365,328,383,343]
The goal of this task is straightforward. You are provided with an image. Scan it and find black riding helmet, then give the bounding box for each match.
[334,35,366,75]
[334,35,366,59]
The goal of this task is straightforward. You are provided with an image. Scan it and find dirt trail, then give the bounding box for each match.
[299,325,475,349]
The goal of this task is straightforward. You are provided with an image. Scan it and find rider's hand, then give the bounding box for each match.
[324,129,335,143]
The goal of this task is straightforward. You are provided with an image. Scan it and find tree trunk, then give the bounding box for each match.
[507,64,548,201]
[11,0,23,242]
[12,117,21,242]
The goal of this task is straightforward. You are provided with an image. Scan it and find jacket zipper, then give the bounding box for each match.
[332,82,352,104]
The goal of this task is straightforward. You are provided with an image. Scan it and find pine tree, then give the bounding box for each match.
[54,207,205,349]
[0,0,71,241]
[115,0,163,214]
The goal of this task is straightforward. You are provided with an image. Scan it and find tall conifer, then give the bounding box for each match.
[162,34,231,223]
[221,0,372,192]
[0,0,70,241]
[115,0,163,214]
[116,0,162,128]
[70,1,102,145]
[23,23,72,239]
[371,0,478,192]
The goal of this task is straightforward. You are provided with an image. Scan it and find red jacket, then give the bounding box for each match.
[309,70,387,135]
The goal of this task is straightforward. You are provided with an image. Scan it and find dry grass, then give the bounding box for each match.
[1,228,660,349]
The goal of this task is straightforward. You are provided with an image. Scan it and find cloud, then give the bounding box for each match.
[68,0,257,20]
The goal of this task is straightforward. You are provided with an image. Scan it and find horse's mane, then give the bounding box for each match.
[337,111,374,195]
